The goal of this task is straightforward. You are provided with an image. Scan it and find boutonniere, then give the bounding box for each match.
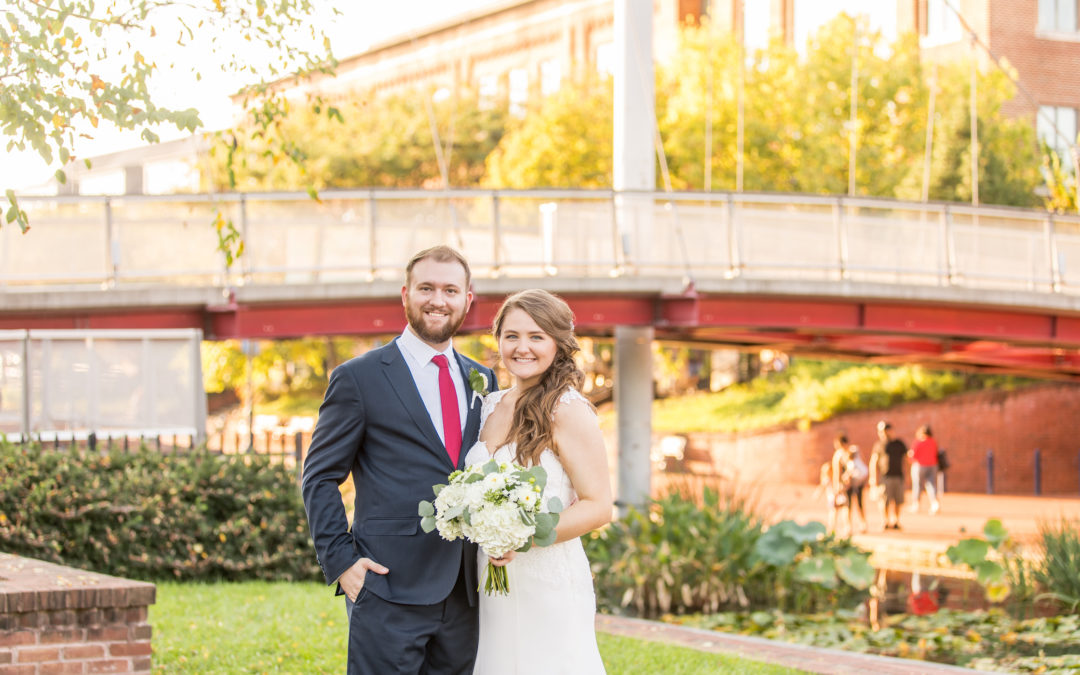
[468,368,490,407]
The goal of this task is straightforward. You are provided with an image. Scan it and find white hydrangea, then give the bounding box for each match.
[424,462,549,559]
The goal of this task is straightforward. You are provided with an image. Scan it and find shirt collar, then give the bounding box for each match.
[398,326,455,367]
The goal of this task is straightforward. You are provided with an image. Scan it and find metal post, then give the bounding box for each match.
[726,194,740,277]
[940,206,957,285]
[848,17,858,197]
[295,431,304,481]
[1046,213,1062,292]
[614,325,654,513]
[1034,448,1042,496]
[986,449,994,494]
[367,191,378,280]
[834,197,848,280]
[88,432,97,452]
[491,192,502,276]
[238,194,250,284]
[20,330,30,443]
[105,197,118,287]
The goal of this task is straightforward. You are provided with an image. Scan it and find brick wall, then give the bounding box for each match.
[677,383,1080,495]
[0,555,155,675]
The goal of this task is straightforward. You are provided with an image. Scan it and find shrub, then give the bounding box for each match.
[1034,518,1080,614]
[0,441,320,582]
[585,488,872,618]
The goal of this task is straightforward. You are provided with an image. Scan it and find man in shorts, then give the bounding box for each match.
[870,420,908,530]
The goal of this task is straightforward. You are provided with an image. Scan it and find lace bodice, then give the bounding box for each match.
[465,387,596,593]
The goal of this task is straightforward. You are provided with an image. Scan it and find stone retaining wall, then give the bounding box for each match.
[0,554,155,675]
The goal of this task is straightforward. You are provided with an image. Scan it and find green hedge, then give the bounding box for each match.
[0,442,320,582]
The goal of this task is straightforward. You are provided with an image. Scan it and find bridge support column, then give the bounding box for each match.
[615,325,653,514]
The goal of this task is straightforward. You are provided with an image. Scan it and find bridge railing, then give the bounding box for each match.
[4,189,1079,293]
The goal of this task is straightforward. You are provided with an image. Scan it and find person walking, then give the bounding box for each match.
[909,424,941,514]
[871,420,908,530]
[832,433,868,536]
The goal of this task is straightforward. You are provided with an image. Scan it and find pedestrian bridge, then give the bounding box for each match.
[4,188,1080,379]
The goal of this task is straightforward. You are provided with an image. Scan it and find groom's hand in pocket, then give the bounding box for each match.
[338,557,389,602]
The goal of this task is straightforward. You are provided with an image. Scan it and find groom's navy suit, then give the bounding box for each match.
[302,337,496,673]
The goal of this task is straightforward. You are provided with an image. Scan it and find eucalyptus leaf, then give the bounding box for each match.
[420,515,435,533]
[418,501,434,517]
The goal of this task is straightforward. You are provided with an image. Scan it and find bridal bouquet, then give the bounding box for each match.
[419,459,562,595]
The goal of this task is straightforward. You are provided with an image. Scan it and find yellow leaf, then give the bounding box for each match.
[90,75,105,92]
[90,116,99,128]
[219,533,227,542]
[73,36,81,48]
[51,114,64,128]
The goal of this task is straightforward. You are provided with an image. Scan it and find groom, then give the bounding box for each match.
[302,245,496,675]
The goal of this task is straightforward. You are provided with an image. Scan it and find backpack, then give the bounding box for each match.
[848,452,869,486]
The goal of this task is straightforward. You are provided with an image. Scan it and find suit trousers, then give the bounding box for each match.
[344,566,477,675]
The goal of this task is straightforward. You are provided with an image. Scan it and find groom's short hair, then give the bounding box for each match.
[406,245,472,288]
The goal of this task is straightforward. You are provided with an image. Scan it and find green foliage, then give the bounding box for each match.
[946,519,1037,613]
[0,442,319,582]
[485,75,614,188]
[202,337,357,402]
[2,0,337,233]
[651,359,989,434]
[485,16,1042,207]
[675,608,1080,672]
[584,488,870,618]
[1033,518,1080,614]
[1042,147,1079,214]
[210,88,506,191]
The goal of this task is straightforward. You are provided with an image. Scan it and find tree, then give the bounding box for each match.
[1,0,337,232]
[484,75,614,188]
[207,88,507,190]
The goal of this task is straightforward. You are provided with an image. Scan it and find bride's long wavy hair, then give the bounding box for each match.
[492,289,587,467]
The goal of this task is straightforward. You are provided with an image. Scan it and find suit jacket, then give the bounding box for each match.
[301,338,497,606]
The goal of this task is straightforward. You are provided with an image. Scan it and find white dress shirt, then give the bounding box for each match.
[395,327,467,445]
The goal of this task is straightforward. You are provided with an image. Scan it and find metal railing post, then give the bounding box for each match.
[367,191,378,280]
[726,193,741,277]
[1046,213,1063,292]
[939,205,957,285]
[20,331,30,443]
[1034,448,1042,496]
[834,197,848,280]
[491,191,502,276]
[238,194,250,284]
[985,449,994,494]
[105,197,118,287]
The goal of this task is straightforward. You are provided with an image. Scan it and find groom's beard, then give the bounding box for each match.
[406,303,467,345]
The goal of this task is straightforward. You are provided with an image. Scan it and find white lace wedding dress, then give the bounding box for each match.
[465,387,606,674]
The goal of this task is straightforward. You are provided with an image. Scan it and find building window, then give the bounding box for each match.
[742,0,770,52]
[596,42,613,77]
[1038,105,1078,159]
[508,68,528,118]
[478,74,498,108]
[1038,0,1078,32]
[924,0,962,44]
[540,59,561,96]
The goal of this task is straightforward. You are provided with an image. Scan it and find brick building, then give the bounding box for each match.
[287,0,704,110]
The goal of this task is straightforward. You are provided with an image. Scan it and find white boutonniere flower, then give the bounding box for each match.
[468,368,490,407]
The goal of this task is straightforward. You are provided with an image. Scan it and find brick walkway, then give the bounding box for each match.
[596,615,980,674]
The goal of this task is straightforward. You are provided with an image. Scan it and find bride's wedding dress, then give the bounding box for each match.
[464,387,606,674]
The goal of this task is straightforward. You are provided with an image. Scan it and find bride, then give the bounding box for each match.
[465,288,613,674]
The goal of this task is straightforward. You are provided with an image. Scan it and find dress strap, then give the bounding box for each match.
[556,388,594,416]
[479,388,511,435]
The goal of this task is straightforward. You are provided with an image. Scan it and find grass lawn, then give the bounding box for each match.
[150,581,804,674]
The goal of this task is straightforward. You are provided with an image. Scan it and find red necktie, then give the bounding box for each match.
[431,354,461,466]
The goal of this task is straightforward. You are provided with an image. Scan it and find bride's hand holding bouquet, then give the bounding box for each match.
[419,459,562,595]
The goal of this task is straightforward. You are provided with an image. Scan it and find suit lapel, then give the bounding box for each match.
[379,340,453,469]
[455,351,484,471]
